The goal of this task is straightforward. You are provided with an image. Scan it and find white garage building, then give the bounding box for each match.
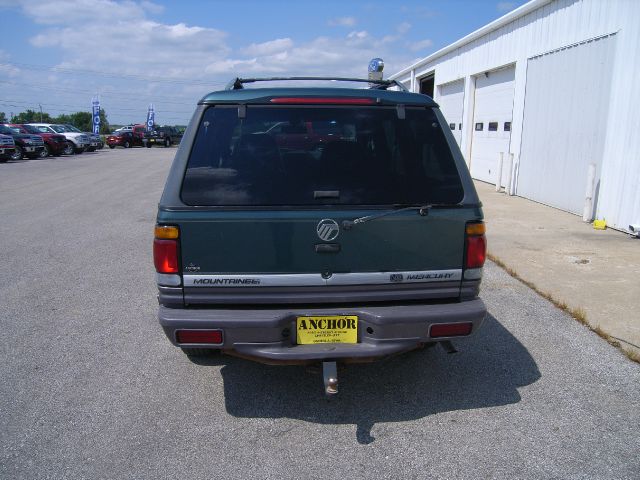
[390,0,640,232]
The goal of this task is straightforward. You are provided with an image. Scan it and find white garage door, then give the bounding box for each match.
[517,34,616,215]
[470,66,515,184]
[437,79,464,146]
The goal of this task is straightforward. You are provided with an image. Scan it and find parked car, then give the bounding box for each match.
[107,131,144,148]
[27,124,90,154]
[144,125,183,147]
[0,124,45,160]
[0,133,16,162]
[11,124,68,157]
[61,125,103,151]
[116,124,146,138]
[154,77,487,396]
[131,124,147,142]
[263,120,343,154]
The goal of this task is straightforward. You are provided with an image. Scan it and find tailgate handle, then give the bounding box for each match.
[315,243,341,254]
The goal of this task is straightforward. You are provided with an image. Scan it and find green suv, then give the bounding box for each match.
[154,77,487,394]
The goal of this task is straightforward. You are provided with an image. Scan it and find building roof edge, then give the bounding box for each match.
[389,0,554,80]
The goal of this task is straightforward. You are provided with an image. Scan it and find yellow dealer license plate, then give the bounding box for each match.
[296,315,358,345]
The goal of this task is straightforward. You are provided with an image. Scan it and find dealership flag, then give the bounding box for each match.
[146,104,155,131]
[92,96,100,134]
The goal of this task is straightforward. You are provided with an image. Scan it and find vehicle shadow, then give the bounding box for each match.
[189,313,540,444]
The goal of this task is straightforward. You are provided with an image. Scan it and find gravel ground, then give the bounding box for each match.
[1,148,638,480]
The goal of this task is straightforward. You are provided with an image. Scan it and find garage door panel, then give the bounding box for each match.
[470,66,515,184]
[517,35,616,214]
[437,79,464,146]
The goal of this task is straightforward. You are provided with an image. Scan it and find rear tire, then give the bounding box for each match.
[124,141,131,148]
[146,142,152,148]
[109,145,115,149]
[74,146,85,154]
[87,146,96,152]
[181,348,218,357]
[164,138,171,147]
[39,145,51,158]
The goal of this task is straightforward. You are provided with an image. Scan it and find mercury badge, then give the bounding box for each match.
[317,219,340,242]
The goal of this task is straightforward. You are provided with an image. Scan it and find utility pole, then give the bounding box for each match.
[39,104,43,122]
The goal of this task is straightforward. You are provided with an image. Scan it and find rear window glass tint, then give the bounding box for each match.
[181,105,464,206]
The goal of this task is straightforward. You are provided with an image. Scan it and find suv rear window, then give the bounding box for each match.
[181,105,463,206]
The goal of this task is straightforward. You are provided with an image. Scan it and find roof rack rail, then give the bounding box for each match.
[225,76,408,92]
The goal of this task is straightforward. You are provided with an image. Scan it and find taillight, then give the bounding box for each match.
[176,330,223,344]
[154,225,179,273]
[465,222,486,269]
[430,322,473,338]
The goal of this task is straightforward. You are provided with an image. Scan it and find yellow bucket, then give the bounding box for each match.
[593,219,607,230]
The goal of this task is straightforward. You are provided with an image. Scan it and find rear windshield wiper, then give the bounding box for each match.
[342,204,455,230]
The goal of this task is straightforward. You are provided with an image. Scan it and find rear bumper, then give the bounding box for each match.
[159,298,486,363]
[145,137,171,145]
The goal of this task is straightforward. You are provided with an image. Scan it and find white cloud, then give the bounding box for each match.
[29,17,229,80]
[141,0,163,14]
[328,16,356,27]
[379,22,412,44]
[396,22,412,34]
[409,39,434,52]
[0,50,20,77]
[4,1,419,124]
[241,38,293,56]
[497,2,516,12]
[347,30,368,39]
[21,0,151,25]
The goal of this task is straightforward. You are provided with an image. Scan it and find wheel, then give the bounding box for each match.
[87,146,96,152]
[73,146,85,154]
[109,145,115,149]
[39,145,51,158]
[146,142,152,148]
[164,137,171,147]
[124,141,131,148]
[181,348,218,357]
[10,146,23,161]
[63,142,74,155]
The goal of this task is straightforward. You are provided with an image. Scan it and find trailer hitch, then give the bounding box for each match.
[322,361,339,397]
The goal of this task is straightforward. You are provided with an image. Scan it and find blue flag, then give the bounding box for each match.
[146,104,155,131]
[92,97,100,134]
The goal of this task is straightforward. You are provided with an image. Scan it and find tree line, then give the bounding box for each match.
[0,109,111,134]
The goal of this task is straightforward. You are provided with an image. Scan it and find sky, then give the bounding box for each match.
[0,0,528,126]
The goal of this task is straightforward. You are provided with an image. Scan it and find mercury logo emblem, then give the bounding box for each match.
[316,219,340,242]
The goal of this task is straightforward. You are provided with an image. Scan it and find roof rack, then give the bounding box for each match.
[225,76,408,92]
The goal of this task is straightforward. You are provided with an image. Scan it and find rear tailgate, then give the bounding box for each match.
[162,206,472,305]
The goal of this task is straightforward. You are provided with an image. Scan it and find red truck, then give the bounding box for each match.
[10,124,70,157]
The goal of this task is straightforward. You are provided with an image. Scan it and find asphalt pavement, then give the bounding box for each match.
[0,148,638,479]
